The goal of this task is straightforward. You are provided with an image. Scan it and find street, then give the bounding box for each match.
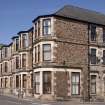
[0,95,65,105]
[0,95,105,105]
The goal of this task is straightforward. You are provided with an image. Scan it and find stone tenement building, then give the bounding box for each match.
[0,5,105,101]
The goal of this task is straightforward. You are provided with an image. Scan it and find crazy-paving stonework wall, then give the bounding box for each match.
[54,17,89,98]
[27,30,33,70]
[54,71,69,98]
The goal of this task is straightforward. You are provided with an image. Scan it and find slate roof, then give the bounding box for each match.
[11,36,18,40]
[54,5,105,26]
[0,44,8,49]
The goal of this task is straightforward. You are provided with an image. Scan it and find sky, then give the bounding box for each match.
[0,0,105,44]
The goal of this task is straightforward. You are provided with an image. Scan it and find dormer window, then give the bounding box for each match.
[43,19,51,35]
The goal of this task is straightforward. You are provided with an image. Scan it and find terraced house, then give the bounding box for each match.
[1,5,105,101]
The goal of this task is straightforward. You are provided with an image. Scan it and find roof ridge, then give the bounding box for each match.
[54,5,105,26]
[55,5,105,17]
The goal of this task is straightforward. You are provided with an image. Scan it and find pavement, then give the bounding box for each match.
[0,95,105,105]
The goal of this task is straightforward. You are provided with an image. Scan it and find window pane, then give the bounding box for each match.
[76,75,79,83]
[43,19,51,26]
[91,49,96,56]
[72,75,76,83]
[43,44,51,51]
[76,85,79,94]
[44,27,48,35]
[72,85,76,95]
[35,73,40,82]
[43,52,51,61]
